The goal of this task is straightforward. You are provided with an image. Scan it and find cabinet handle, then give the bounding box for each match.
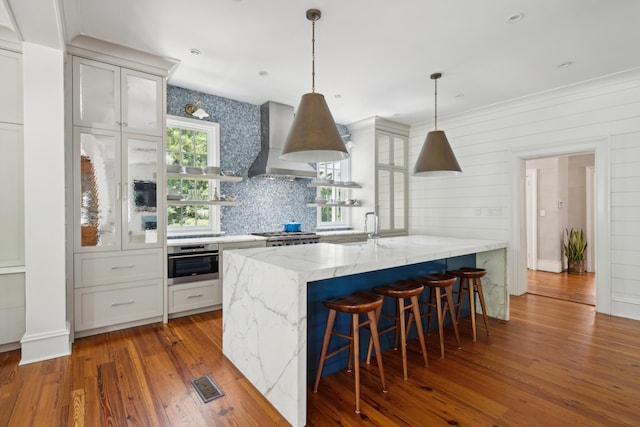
[111,264,135,269]
[111,299,134,307]
[116,121,122,126]
[187,294,204,299]
[122,122,128,127]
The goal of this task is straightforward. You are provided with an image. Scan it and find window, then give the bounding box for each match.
[316,159,350,228]
[166,116,220,235]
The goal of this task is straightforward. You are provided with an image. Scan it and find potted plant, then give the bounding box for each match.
[563,228,587,274]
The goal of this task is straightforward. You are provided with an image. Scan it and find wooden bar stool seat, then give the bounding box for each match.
[314,291,386,414]
[450,267,491,341]
[415,273,462,358]
[366,280,428,380]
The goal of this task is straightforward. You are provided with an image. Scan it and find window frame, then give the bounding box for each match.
[316,158,351,229]
[166,115,221,237]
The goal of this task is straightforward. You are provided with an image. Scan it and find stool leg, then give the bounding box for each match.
[410,294,429,368]
[347,315,355,373]
[475,278,491,335]
[367,310,387,392]
[426,287,435,336]
[398,298,408,380]
[444,285,462,349]
[366,303,383,364]
[352,313,361,413]
[468,278,477,342]
[434,287,445,358]
[455,277,467,323]
[314,309,337,392]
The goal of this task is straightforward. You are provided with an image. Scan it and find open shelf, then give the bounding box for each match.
[167,173,242,182]
[306,203,362,208]
[307,182,361,189]
[167,200,241,206]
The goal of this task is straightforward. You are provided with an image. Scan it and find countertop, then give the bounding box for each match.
[224,235,507,282]
[167,230,367,246]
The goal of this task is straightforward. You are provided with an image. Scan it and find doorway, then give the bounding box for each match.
[524,153,596,304]
[509,140,611,314]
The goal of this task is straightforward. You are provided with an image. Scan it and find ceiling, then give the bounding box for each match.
[6,0,640,126]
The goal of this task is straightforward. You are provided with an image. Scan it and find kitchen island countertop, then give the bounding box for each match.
[222,235,508,427]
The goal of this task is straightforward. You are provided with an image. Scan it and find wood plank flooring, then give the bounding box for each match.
[527,269,596,305]
[2,293,640,426]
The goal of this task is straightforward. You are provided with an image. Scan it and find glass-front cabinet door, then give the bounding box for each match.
[121,69,163,136]
[122,133,162,249]
[375,130,408,235]
[74,128,121,251]
[73,57,121,131]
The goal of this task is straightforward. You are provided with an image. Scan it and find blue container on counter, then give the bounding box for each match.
[284,222,301,232]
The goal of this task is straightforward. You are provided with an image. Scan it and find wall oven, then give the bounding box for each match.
[167,243,219,285]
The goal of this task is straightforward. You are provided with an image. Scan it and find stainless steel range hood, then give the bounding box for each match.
[248,101,317,179]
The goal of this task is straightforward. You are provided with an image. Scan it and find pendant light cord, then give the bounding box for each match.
[433,76,438,130]
[311,20,316,93]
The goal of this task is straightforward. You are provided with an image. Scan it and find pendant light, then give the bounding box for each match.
[280,9,349,163]
[413,73,462,176]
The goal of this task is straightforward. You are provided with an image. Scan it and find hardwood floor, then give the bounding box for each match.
[2,294,640,426]
[527,269,596,305]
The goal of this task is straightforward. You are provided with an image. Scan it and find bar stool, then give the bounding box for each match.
[314,292,387,414]
[415,273,461,358]
[366,280,428,380]
[450,267,491,341]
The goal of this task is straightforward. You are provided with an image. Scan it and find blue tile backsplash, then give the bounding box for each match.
[167,85,347,235]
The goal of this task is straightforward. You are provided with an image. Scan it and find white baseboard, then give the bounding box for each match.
[20,321,71,365]
[536,259,563,273]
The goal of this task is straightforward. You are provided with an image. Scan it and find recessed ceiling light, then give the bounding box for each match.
[394,113,401,117]
[334,94,342,99]
[506,13,524,23]
[258,70,269,77]
[557,61,573,69]
[454,93,465,99]
[189,48,201,55]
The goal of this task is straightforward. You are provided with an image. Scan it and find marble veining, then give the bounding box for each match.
[222,235,508,426]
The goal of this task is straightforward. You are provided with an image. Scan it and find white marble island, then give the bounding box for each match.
[222,235,508,427]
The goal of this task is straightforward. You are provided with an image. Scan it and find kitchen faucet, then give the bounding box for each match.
[365,211,379,240]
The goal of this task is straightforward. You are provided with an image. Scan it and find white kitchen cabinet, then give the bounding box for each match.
[349,117,409,237]
[69,47,169,337]
[168,279,220,316]
[0,123,24,267]
[73,128,163,252]
[73,250,163,334]
[0,49,22,125]
[72,57,163,136]
[74,278,163,332]
[74,249,162,288]
[0,273,25,346]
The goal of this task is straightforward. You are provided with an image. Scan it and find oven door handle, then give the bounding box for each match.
[168,252,218,260]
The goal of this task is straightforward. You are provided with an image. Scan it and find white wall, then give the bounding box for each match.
[409,68,640,321]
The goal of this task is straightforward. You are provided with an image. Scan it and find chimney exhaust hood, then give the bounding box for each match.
[248,101,317,180]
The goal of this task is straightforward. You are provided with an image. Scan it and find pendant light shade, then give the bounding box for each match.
[413,73,462,177]
[280,92,349,162]
[280,9,349,163]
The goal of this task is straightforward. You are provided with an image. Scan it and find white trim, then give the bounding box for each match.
[509,138,610,314]
[536,259,563,273]
[19,321,71,365]
[525,168,538,270]
[586,165,596,273]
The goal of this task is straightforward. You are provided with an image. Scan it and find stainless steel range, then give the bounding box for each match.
[251,231,320,246]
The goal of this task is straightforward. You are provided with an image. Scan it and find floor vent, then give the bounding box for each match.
[192,375,224,403]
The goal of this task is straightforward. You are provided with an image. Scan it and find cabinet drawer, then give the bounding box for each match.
[74,249,162,288]
[74,279,162,331]
[169,280,220,314]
